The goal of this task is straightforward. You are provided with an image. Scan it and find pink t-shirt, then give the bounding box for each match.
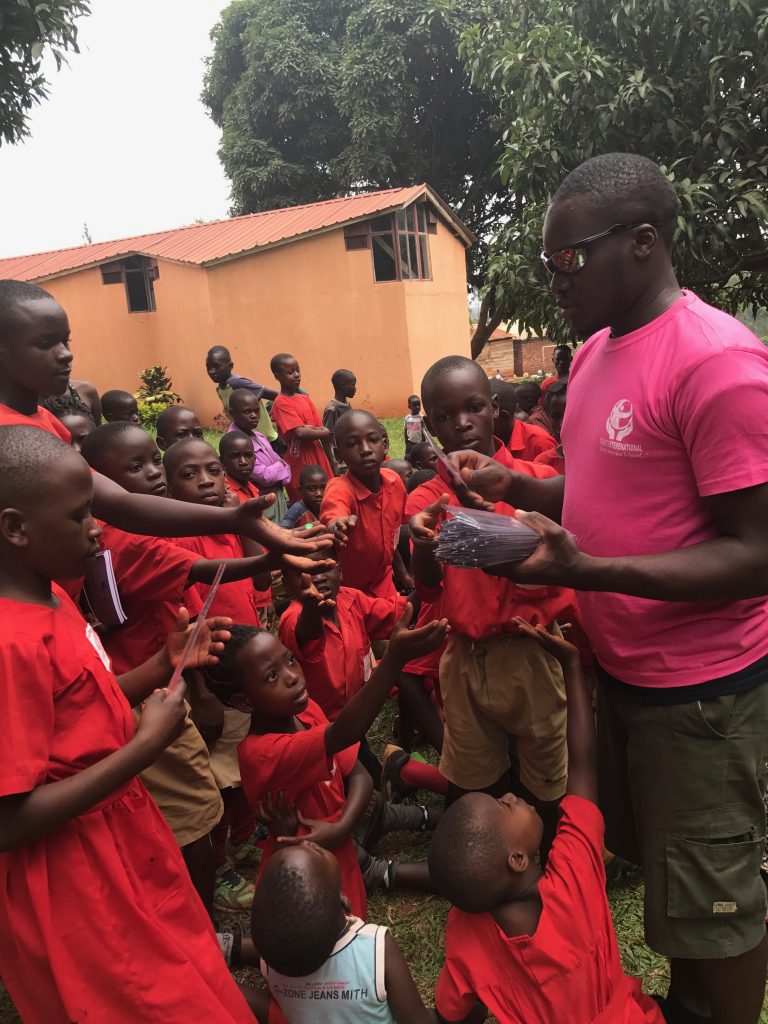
[562,291,768,687]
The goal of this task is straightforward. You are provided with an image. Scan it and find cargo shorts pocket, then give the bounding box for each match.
[666,808,765,920]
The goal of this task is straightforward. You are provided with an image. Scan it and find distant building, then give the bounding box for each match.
[0,185,473,422]
[474,325,556,380]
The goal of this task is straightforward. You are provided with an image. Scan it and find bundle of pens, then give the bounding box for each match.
[435,507,540,568]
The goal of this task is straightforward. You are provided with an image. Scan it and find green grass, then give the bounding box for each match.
[201,416,407,462]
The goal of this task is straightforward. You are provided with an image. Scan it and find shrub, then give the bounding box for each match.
[135,365,182,430]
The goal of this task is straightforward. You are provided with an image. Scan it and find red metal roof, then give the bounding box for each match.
[0,184,473,283]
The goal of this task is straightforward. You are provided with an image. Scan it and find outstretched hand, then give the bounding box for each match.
[236,499,337,555]
[387,601,450,663]
[298,572,336,611]
[409,495,449,550]
[327,515,358,547]
[483,510,585,587]
[166,608,233,669]
[511,617,579,666]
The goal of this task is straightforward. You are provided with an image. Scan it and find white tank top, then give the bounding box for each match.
[262,916,397,1023]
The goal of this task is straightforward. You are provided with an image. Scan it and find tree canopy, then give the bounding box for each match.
[0,0,90,146]
[462,0,768,348]
[201,0,510,282]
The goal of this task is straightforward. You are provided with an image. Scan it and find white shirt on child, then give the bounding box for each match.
[262,916,396,1023]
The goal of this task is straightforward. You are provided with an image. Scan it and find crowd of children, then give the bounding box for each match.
[0,270,684,1024]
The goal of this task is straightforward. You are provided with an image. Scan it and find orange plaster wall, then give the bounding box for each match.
[206,230,415,421]
[42,267,157,396]
[39,216,470,426]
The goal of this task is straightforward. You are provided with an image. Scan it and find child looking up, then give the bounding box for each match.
[323,367,356,472]
[0,281,323,558]
[321,410,413,599]
[280,464,328,529]
[228,387,291,522]
[489,379,556,462]
[205,344,280,449]
[403,394,427,458]
[0,425,252,1024]
[202,606,449,919]
[250,843,440,1024]
[409,356,574,855]
[155,404,204,450]
[430,622,664,1024]
[101,388,139,424]
[270,352,333,500]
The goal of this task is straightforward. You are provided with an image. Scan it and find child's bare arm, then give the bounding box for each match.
[292,425,330,440]
[409,495,449,589]
[279,760,372,850]
[384,930,438,1023]
[0,684,187,852]
[294,573,334,646]
[325,604,449,758]
[235,984,271,1023]
[393,547,415,591]
[512,618,597,803]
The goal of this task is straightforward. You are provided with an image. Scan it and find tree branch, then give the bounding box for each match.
[471,290,504,360]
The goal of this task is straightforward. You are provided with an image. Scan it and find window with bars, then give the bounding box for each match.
[100,255,158,312]
[344,203,436,282]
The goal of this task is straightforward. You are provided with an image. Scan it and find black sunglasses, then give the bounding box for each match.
[540,222,650,276]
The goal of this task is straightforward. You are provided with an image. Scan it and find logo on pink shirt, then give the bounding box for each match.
[601,399,643,458]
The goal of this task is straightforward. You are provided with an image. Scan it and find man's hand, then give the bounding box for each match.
[447,450,510,509]
[166,608,233,670]
[484,510,586,587]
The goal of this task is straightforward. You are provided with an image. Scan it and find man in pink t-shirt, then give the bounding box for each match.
[450,154,768,1024]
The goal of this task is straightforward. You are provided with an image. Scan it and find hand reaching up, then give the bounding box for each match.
[387,602,450,664]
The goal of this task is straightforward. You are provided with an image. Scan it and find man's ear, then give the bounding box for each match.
[507,848,529,875]
[632,224,659,261]
[0,508,29,549]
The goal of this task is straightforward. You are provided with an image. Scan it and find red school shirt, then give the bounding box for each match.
[0,587,253,1024]
[405,440,575,639]
[176,532,272,614]
[436,796,664,1024]
[96,523,202,675]
[0,402,71,442]
[320,468,406,600]
[271,392,333,501]
[225,473,260,504]
[279,587,405,719]
[238,699,366,918]
[508,418,557,462]
[533,444,565,476]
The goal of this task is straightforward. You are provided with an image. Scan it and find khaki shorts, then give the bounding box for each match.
[138,710,223,848]
[208,707,252,790]
[439,631,567,800]
[597,678,768,959]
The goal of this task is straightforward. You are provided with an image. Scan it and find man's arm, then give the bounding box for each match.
[498,482,768,601]
[447,450,566,521]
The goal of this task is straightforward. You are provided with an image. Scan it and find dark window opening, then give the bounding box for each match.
[100,256,158,312]
[350,202,433,283]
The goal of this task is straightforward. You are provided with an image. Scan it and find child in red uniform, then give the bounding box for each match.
[320,410,413,599]
[227,388,291,522]
[155,404,204,450]
[81,422,306,913]
[430,622,664,1024]
[0,425,252,1024]
[202,605,449,919]
[409,356,574,857]
[220,429,263,505]
[270,352,333,501]
[533,381,567,476]
[0,281,326,559]
[489,379,556,462]
[280,463,328,529]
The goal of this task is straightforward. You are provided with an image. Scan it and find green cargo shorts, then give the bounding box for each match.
[597,679,768,959]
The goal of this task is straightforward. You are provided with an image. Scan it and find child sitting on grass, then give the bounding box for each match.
[242,841,446,1023]
[429,621,664,1024]
[202,602,449,920]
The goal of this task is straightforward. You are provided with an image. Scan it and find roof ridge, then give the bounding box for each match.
[0,185,428,264]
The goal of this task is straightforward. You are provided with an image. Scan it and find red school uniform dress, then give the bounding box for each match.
[320,468,406,601]
[405,441,575,639]
[0,587,252,1024]
[279,587,405,719]
[436,796,664,1024]
[176,532,272,618]
[271,392,333,502]
[0,402,71,441]
[238,699,367,919]
[508,417,557,462]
